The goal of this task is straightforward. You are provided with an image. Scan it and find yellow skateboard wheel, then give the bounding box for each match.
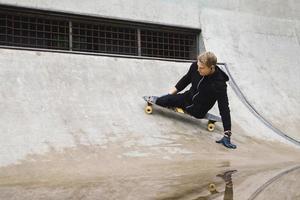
[145,106,153,114]
[208,183,216,192]
[207,123,215,132]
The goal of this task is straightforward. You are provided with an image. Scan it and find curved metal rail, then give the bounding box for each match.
[247,165,300,200]
[217,63,300,146]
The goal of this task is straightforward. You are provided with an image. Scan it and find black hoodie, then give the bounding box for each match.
[175,62,231,131]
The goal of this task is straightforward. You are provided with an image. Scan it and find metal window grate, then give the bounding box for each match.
[0,13,69,50]
[72,22,137,55]
[141,29,197,60]
[0,6,200,60]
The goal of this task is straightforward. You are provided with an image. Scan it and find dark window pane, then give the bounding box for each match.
[0,11,69,50]
[140,29,197,59]
[72,22,138,55]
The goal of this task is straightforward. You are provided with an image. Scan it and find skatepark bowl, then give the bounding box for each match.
[1,0,300,199]
[0,43,300,200]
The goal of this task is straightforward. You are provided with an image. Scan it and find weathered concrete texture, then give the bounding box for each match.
[0,0,201,28]
[1,0,300,29]
[201,8,300,141]
[0,49,189,166]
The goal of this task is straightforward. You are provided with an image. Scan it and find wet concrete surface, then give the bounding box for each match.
[0,133,299,200]
[1,161,299,200]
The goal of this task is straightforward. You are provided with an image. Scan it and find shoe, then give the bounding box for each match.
[146,96,158,104]
[217,170,237,182]
[216,136,237,149]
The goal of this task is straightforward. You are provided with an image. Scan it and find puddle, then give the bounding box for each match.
[0,158,299,200]
[0,132,299,200]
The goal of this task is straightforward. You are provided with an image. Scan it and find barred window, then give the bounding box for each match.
[0,13,69,50]
[141,29,197,60]
[0,6,200,60]
[72,22,137,55]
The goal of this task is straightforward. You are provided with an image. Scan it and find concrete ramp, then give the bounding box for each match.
[3,49,252,167]
[0,46,299,167]
[0,48,300,199]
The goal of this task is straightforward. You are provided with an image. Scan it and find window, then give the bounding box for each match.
[0,6,200,60]
[72,22,138,55]
[0,13,69,50]
[141,29,197,59]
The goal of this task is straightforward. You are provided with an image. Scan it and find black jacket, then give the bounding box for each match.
[175,62,231,131]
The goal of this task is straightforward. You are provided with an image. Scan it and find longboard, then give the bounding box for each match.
[143,96,222,132]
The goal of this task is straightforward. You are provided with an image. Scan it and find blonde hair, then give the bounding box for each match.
[197,51,217,68]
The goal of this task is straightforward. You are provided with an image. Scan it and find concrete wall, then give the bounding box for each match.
[0,0,201,29]
[1,0,300,28]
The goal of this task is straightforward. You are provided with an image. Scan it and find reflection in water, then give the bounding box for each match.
[194,170,237,200]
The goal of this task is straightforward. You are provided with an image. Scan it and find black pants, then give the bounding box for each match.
[156,93,207,119]
[156,94,186,109]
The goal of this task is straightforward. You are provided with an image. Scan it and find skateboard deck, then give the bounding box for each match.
[143,96,222,132]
